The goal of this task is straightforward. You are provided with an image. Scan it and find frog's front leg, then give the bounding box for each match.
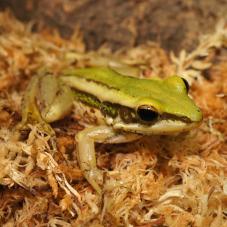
[76,126,117,195]
[76,126,142,194]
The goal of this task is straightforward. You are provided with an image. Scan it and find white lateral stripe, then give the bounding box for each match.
[61,76,136,107]
[113,121,200,135]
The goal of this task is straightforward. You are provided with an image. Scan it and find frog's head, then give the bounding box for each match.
[112,76,203,135]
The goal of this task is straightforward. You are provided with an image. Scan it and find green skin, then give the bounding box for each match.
[19,67,202,194]
[62,67,202,121]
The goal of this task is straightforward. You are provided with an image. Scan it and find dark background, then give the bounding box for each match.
[0,0,226,52]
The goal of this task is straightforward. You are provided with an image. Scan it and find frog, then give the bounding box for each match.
[18,67,202,194]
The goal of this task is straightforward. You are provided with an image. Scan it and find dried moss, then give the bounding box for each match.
[0,10,227,227]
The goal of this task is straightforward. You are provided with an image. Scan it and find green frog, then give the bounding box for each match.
[18,67,202,194]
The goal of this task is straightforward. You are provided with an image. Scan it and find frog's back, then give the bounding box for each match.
[63,67,163,99]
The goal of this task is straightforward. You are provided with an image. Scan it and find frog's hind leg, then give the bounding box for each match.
[17,75,54,135]
[17,74,74,135]
[76,126,141,194]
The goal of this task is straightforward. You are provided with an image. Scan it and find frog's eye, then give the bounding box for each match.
[137,105,159,122]
[181,78,190,93]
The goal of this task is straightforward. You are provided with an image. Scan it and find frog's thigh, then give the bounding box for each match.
[76,126,116,194]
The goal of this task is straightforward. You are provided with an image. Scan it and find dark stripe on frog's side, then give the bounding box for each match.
[73,88,192,124]
[73,90,118,118]
[73,89,138,123]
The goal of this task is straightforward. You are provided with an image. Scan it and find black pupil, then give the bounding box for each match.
[137,108,158,122]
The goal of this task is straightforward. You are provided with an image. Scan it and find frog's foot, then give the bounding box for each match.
[83,168,103,195]
[76,126,116,195]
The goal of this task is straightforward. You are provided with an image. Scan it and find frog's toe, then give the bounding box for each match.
[84,168,103,195]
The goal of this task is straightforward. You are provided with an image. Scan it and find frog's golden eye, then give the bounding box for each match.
[181,78,190,93]
[137,105,159,122]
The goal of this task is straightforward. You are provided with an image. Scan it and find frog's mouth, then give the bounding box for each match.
[108,116,202,135]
